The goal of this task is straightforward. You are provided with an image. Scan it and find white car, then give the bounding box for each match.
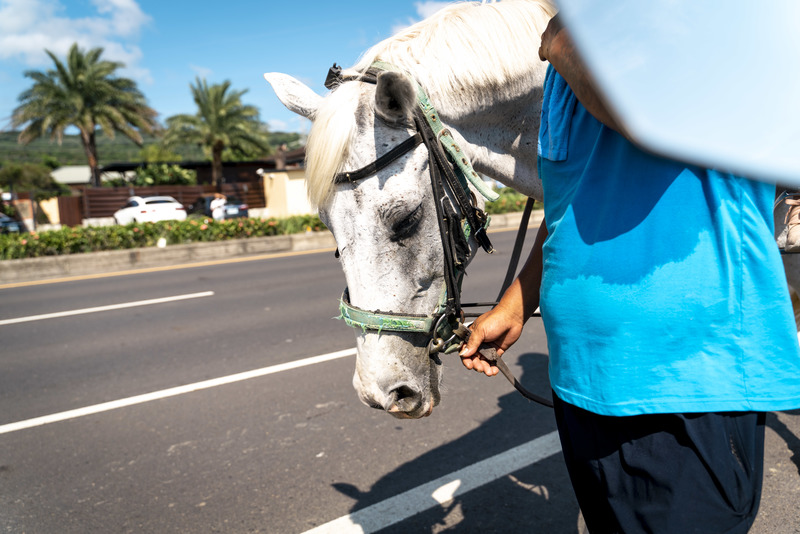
[113,196,187,225]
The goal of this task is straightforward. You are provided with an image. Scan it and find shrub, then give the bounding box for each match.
[484,187,541,215]
[0,215,328,260]
[104,164,197,187]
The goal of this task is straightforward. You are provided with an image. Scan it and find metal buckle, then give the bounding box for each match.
[429,313,463,354]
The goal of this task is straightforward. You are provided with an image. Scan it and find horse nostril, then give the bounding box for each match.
[394,385,417,402]
[388,384,422,413]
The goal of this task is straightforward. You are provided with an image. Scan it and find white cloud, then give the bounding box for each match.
[189,64,214,80]
[0,0,151,82]
[267,116,311,134]
[90,0,150,37]
[414,1,452,19]
[391,1,452,35]
[267,119,288,132]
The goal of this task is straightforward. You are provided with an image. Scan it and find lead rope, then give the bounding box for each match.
[413,103,550,407]
[457,198,554,408]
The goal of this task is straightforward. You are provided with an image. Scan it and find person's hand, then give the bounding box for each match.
[459,305,524,377]
[538,13,565,62]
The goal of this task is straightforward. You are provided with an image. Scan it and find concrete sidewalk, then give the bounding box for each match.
[0,211,544,285]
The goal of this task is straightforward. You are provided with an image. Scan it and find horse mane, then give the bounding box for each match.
[305,0,556,207]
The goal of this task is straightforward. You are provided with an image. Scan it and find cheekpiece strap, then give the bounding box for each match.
[369,61,499,202]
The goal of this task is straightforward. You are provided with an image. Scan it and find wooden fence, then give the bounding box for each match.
[57,196,83,226]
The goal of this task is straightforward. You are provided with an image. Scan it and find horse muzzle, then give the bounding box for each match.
[353,357,441,419]
[383,383,437,419]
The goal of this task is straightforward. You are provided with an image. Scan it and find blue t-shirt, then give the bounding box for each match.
[538,66,800,416]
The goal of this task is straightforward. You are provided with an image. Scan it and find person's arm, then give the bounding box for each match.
[459,220,548,376]
[538,15,626,135]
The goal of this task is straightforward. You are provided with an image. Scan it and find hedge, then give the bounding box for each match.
[0,215,326,260]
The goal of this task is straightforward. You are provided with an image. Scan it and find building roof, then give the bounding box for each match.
[51,165,92,185]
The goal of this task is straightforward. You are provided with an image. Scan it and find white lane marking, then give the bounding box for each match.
[302,431,562,534]
[0,291,215,326]
[0,348,357,435]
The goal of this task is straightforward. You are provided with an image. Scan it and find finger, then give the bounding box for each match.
[459,331,483,358]
[473,357,489,374]
[464,355,487,374]
[479,361,498,377]
[467,355,498,377]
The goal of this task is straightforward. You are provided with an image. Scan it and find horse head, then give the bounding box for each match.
[266,70,490,418]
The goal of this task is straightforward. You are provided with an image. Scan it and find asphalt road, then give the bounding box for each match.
[1,230,798,533]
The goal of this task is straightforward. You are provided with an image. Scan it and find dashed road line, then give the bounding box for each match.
[0,291,215,326]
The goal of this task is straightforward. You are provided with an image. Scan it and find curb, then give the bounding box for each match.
[0,211,543,285]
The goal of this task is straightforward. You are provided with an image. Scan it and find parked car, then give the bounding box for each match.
[0,212,23,234]
[186,194,249,220]
[113,196,187,225]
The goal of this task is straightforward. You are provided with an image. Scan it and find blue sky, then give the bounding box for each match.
[0,0,451,136]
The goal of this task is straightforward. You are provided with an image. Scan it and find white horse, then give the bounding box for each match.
[266,0,800,419]
[266,0,554,418]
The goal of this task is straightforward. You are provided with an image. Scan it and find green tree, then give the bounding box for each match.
[165,78,271,187]
[134,164,197,186]
[11,43,158,188]
[139,143,183,163]
[0,163,70,200]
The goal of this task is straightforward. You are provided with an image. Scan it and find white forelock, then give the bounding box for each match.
[305,83,362,207]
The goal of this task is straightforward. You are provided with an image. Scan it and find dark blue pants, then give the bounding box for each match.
[553,393,766,534]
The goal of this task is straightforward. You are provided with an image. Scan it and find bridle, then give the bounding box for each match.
[327,62,493,353]
[326,62,553,408]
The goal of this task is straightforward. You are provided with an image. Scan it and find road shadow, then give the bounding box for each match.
[331,352,580,533]
[767,409,800,476]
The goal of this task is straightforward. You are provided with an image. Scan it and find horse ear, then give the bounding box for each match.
[375,71,416,126]
[264,72,322,121]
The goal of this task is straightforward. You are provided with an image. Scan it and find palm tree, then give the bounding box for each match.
[11,43,158,187]
[165,78,271,187]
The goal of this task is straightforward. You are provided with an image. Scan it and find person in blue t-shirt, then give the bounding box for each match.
[460,14,800,534]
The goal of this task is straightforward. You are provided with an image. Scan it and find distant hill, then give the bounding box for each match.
[0,131,304,167]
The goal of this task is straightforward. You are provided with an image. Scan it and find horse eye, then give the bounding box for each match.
[390,204,423,241]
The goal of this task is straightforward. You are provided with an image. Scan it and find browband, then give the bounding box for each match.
[334,134,423,183]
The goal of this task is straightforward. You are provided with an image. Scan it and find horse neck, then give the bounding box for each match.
[421,65,547,201]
